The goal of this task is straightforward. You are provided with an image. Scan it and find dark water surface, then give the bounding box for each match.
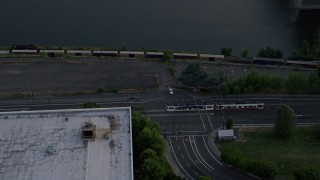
[0,0,319,56]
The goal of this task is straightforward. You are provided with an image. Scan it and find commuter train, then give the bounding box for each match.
[6,44,319,68]
[165,102,264,112]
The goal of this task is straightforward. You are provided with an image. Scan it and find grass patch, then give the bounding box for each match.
[0,93,32,99]
[58,90,95,96]
[218,127,320,178]
[96,87,119,93]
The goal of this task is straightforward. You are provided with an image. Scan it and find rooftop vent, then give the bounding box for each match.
[81,121,96,140]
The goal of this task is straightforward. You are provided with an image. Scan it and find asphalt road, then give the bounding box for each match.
[0,90,320,180]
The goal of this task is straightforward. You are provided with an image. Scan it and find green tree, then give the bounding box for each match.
[197,176,211,180]
[309,72,319,84]
[302,40,311,55]
[163,50,173,60]
[226,118,233,129]
[221,47,233,56]
[231,77,246,92]
[136,127,165,155]
[179,62,207,87]
[257,46,283,58]
[138,158,166,180]
[201,72,225,92]
[83,102,100,108]
[259,74,271,90]
[245,71,260,86]
[244,85,255,94]
[132,112,152,139]
[138,148,158,164]
[270,76,284,90]
[274,104,296,140]
[286,72,310,94]
[220,83,230,95]
[241,48,249,58]
[232,85,241,94]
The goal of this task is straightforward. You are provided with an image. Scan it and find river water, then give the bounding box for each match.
[0,0,319,56]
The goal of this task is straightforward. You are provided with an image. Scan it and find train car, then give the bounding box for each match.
[285,60,318,69]
[166,104,215,112]
[215,102,264,110]
[253,57,284,65]
[10,44,38,54]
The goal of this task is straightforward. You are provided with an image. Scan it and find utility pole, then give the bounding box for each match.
[218,89,225,129]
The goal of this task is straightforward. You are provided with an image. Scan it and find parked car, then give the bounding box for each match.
[169,88,173,95]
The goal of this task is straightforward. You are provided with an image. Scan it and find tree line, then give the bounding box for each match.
[132,112,182,180]
[179,62,320,95]
[220,40,320,60]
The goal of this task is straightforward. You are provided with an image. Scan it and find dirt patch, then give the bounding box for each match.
[0,58,175,95]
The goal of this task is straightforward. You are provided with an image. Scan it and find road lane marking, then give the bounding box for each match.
[206,111,214,131]
[194,171,199,176]
[198,113,207,132]
[186,162,190,167]
[178,145,180,149]
[181,154,184,159]
[182,136,208,175]
[168,137,194,180]
[192,136,215,171]
[188,136,212,171]
[202,136,223,166]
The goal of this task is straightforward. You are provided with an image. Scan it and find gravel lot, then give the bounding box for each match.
[0,58,175,95]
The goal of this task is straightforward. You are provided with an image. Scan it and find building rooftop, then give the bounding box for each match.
[218,129,234,137]
[0,108,133,180]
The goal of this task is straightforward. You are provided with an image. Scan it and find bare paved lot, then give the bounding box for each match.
[0,58,175,95]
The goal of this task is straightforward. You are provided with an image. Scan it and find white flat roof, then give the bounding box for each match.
[218,129,234,137]
[0,108,133,180]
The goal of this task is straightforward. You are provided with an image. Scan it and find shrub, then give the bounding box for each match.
[220,149,249,169]
[232,85,241,94]
[294,166,320,180]
[221,149,278,178]
[257,46,283,58]
[163,50,173,60]
[241,48,249,58]
[247,160,278,178]
[226,118,233,129]
[221,47,233,56]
